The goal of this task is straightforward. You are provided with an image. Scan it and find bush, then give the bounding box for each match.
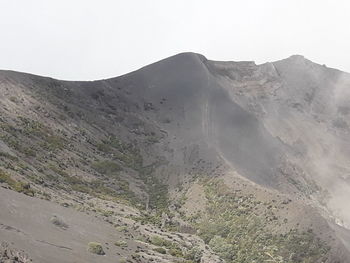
[153,247,166,254]
[50,215,68,229]
[41,135,65,151]
[169,248,183,257]
[208,236,234,261]
[87,242,105,255]
[114,240,128,247]
[196,179,330,263]
[115,226,128,232]
[150,236,172,247]
[92,160,121,175]
[0,170,35,196]
[184,246,203,263]
[97,143,112,153]
[0,170,16,186]
[9,96,18,103]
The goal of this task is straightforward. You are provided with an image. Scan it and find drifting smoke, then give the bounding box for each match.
[320,71,350,228]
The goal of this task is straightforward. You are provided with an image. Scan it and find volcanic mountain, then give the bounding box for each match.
[1,53,350,262]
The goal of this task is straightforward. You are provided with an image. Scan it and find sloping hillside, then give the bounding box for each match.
[1,53,350,262]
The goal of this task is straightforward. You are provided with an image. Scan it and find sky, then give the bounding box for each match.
[0,0,349,80]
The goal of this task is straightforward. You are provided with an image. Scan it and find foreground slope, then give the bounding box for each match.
[1,53,350,262]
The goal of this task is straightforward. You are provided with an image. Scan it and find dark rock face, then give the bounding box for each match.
[107,53,285,186]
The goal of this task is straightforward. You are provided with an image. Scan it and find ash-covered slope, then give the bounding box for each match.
[208,54,350,221]
[1,53,350,262]
[105,53,285,186]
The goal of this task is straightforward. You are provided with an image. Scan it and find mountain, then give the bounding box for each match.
[1,52,350,262]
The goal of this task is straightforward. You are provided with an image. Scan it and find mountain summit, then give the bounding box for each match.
[1,53,350,262]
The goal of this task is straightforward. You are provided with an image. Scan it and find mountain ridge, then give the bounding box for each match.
[3,52,348,82]
[1,53,350,262]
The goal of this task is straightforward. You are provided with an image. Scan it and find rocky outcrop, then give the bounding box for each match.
[0,243,31,263]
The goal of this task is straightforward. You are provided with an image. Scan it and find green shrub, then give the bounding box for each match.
[0,169,16,186]
[9,96,18,103]
[153,247,166,254]
[115,226,128,232]
[49,165,68,177]
[0,151,18,160]
[23,147,37,157]
[87,242,105,255]
[97,136,143,170]
[0,170,35,196]
[92,160,121,175]
[97,143,111,153]
[169,248,183,257]
[150,236,172,247]
[50,215,68,229]
[13,182,35,196]
[145,136,159,144]
[114,240,128,247]
[208,236,234,261]
[184,246,203,263]
[196,179,330,263]
[41,135,65,151]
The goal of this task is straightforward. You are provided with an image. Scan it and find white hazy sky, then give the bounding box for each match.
[1,0,349,80]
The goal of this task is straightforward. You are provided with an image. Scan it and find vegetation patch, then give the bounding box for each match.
[153,247,166,254]
[40,135,65,151]
[50,215,68,229]
[145,136,159,144]
[0,169,35,196]
[183,246,203,262]
[148,236,185,258]
[99,136,143,170]
[138,165,169,211]
[0,151,18,161]
[114,240,128,247]
[195,179,330,263]
[87,242,105,255]
[92,160,121,175]
[150,236,172,247]
[95,137,170,212]
[115,226,128,232]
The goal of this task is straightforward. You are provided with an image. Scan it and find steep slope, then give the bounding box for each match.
[0,187,141,263]
[1,53,350,262]
[209,54,350,222]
